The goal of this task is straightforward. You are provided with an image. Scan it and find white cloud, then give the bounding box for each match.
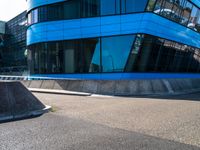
[0,0,26,21]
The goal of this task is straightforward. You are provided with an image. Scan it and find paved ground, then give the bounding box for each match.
[0,92,200,150]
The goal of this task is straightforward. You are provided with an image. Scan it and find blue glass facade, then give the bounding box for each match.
[27,0,200,79]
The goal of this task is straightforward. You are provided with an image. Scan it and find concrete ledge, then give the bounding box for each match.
[29,88,91,96]
[0,82,51,123]
[21,78,200,96]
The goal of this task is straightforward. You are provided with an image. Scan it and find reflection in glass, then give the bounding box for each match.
[82,0,100,18]
[29,34,200,74]
[101,35,135,72]
[63,0,80,19]
[101,0,118,15]
[82,38,101,73]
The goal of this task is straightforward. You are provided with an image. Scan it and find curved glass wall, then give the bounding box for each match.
[28,34,200,74]
[27,0,149,25]
[147,0,200,32]
[28,0,200,33]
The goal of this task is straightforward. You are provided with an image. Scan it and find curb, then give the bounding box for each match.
[29,88,91,96]
[29,87,200,98]
[0,105,51,123]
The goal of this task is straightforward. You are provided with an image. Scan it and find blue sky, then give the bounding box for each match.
[0,0,26,21]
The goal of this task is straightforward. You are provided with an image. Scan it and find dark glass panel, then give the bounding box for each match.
[63,40,81,73]
[63,0,80,19]
[101,35,135,72]
[82,0,100,18]
[147,38,165,72]
[101,0,118,16]
[116,0,121,14]
[124,0,148,13]
[38,6,48,22]
[34,43,47,74]
[169,43,183,72]
[47,3,63,21]
[82,38,101,73]
[125,34,144,72]
[133,35,155,72]
[46,42,63,73]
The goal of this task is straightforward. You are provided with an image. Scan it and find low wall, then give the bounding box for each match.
[21,78,200,96]
[0,82,46,122]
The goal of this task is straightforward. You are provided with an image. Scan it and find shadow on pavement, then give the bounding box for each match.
[1,114,199,150]
[125,91,200,101]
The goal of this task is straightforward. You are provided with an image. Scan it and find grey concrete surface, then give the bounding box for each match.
[0,82,46,122]
[21,78,200,96]
[0,92,200,150]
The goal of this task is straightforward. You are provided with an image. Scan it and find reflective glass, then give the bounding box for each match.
[101,35,135,72]
[32,9,38,24]
[146,0,157,11]
[29,33,200,74]
[64,0,80,19]
[38,7,48,22]
[188,5,199,31]
[82,38,101,73]
[48,4,63,21]
[125,34,200,73]
[101,0,117,15]
[125,0,148,13]
[183,1,192,25]
[46,42,63,73]
[63,40,81,73]
[82,0,100,18]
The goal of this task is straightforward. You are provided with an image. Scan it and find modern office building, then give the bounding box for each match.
[0,11,27,74]
[4,11,27,68]
[0,21,5,66]
[27,0,200,79]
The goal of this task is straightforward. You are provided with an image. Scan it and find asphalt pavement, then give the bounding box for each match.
[0,92,200,150]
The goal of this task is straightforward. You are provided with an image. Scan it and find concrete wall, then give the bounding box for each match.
[22,79,200,96]
[0,82,46,122]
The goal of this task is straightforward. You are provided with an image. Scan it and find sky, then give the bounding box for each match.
[0,0,27,21]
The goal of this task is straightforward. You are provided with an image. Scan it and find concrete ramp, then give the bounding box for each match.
[0,82,49,122]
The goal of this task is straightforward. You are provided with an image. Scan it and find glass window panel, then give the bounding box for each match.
[125,0,148,13]
[64,0,80,19]
[188,5,199,31]
[158,0,175,20]
[82,38,101,73]
[146,0,157,11]
[125,34,144,72]
[102,35,135,72]
[195,9,200,32]
[172,0,186,23]
[63,40,81,73]
[182,1,192,25]
[134,35,155,72]
[101,0,117,15]
[32,9,38,24]
[47,42,63,73]
[154,0,163,14]
[82,0,100,18]
[48,4,63,21]
[38,6,48,22]
[28,13,32,25]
